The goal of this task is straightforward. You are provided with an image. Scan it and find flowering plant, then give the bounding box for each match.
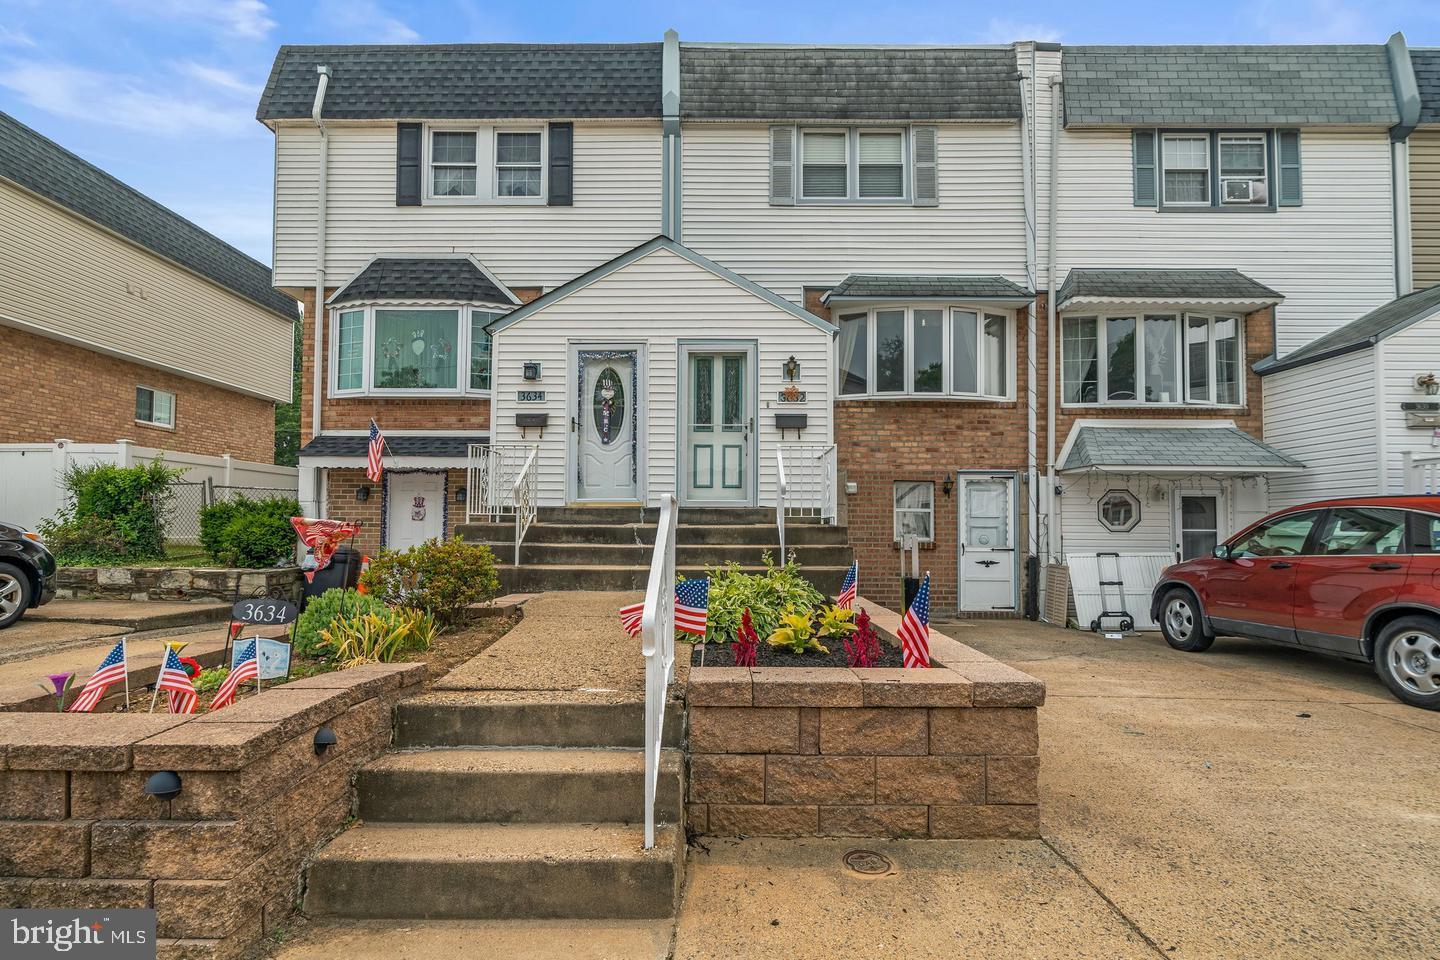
[732,608,759,667]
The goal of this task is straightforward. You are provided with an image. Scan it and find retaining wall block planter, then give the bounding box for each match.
[0,662,425,959]
[685,598,1044,840]
[56,566,303,603]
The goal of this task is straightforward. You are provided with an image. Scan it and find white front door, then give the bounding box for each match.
[683,349,751,504]
[1175,491,1223,561]
[958,475,1017,611]
[577,351,638,501]
[386,472,446,550]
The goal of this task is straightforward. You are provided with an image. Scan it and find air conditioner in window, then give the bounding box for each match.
[1223,178,1267,204]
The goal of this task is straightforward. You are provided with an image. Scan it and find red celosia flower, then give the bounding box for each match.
[733,608,759,667]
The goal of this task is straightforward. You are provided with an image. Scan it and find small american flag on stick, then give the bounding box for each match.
[898,573,932,669]
[674,578,709,636]
[209,640,258,711]
[156,647,198,714]
[619,601,644,638]
[836,561,858,609]
[68,639,128,713]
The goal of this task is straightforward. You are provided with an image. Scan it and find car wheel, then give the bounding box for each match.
[1159,587,1213,652]
[1373,616,1440,711]
[0,562,33,630]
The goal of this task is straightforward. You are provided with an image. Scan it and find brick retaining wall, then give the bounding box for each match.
[56,566,303,603]
[0,663,424,959]
[685,599,1044,840]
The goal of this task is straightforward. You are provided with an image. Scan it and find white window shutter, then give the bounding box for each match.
[912,126,938,206]
[769,126,796,205]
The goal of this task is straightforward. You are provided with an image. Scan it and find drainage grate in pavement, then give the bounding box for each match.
[842,849,895,877]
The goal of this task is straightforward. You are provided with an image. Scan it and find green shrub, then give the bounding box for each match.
[701,554,825,646]
[35,515,130,566]
[360,537,499,626]
[320,606,436,667]
[199,495,301,567]
[194,667,229,693]
[293,588,390,659]
[44,459,181,562]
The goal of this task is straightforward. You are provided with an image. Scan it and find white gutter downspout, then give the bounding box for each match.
[1046,72,1062,564]
[661,29,681,240]
[1016,51,1039,618]
[310,65,331,442]
[1385,31,1420,296]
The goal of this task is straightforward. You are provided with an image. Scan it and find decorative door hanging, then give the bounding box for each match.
[576,351,638,486]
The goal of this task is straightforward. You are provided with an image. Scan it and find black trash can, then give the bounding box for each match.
[301,547,362,607]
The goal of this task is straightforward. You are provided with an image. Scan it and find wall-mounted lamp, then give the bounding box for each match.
[782,355,800,382]
[941,473,955,497]
[355,485,371,502]
[313,726,338,756]
[143,771,182,801]
[1417,373,1439,396]
[455,486,467,504]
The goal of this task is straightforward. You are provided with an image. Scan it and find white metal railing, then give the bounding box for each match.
[465,443,535,521]
[640,492,678,850]
[1403,451,1440,494]
[778,443,838,523]
[776,447,789,563]
[512,446,539,566]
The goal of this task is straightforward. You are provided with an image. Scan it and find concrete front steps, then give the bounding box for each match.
[459,505,853,594]
[303,694,685,922]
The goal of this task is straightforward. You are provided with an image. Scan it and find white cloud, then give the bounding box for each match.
[0,26,39,48]
[317,0,420,43]
[980,18,1062,44]
[175,60,257,96]
[106,0,276,40]
[0,60,255,137]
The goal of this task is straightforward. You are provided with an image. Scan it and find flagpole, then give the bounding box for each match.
[121,636,130,709]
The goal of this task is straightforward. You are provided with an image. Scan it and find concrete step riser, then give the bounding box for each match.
[304,857,678,921]
[458,523,849,546]
[493,543,853,567]
[535,506,785,525]
[498,565,849,594]
[395,702,684,749]
[357,763,682,825]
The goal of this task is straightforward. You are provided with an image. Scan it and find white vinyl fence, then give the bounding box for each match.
[0,439,298,539]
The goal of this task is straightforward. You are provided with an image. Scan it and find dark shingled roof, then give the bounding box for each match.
[299,434,488,459]
[1063,46,1399,127]
[826,274,1033,301]
[330,257,515,306]
[257,44,663,121]
[0,112,297,320]
[1058,268,1283,305]
[1257,283,1440,375]
[1061,425,1303,472]
[1415,50,1440,125]
[679,45,1021,121]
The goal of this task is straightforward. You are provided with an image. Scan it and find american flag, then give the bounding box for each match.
[366,419,386,483]
[674,578,710,636]
[209,640,258,711]
[156,647,198,714]
[898,573,932,669]
[619,600,644,638]
[836,561,858,609]
[67,639,128,713]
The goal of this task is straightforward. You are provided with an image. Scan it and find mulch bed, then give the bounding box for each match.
[688,637,903,669]
[114,612,520,712]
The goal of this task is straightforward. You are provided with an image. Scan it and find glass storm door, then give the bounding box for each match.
[685,352,750,503]
[958,476,1017,611]
[577,353,637,501]
[1177,493,1221,561]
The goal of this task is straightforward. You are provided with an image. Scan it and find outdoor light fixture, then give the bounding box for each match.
[455,486,467,504]
[942,474,955,497]
[143,771,182,801]
[782,355,800,381]
[355,486,370,502]
[313,726,338,755]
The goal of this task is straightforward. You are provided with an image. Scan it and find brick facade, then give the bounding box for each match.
[0,324,276,462]
[324,466,467,556]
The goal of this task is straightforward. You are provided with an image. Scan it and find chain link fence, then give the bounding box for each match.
[164,480,299,559]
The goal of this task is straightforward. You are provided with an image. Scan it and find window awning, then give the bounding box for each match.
[328,256,519,307]
[298,433,488,468]
[1056,268,1283,314]
[823,274,1034,306]
[1058,423,1303,474]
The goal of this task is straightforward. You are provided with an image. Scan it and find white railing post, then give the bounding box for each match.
[776,447,788,564]
[511,445,539,566]
[640,492,678,850]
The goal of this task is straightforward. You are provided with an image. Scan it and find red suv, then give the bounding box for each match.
[1151,496,1440,710]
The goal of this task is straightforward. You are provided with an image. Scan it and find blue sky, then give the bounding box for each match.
[2,0,1438,265]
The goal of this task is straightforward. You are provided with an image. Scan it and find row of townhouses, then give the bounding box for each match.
[265,33,1440,623]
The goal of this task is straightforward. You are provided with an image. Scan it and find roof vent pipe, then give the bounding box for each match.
[310,65,331,442]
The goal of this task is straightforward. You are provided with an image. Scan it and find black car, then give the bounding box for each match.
[0,521,57,628]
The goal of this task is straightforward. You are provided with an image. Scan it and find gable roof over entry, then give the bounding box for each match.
[1256,282,1440,375]
[1059,423,1303,473]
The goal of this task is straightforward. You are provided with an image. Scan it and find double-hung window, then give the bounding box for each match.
[1145,130,1282,210]
[835,305,1013,400]
[894,481,935,542]
[1061,313,1241,406]
[426,125,544,202]
[495,131,542,198]
[430,131,478,198]
[1161,135,1209,206]
[331,302,506,396]
[1218,134,1267,205]
[800,128,906,201]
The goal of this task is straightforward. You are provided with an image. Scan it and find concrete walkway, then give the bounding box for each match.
[272,619,1439,960]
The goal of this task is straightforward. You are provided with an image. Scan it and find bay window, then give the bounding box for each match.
[1061,312,1242,406]
[331,302,506,396]
[833,304,1015,401]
